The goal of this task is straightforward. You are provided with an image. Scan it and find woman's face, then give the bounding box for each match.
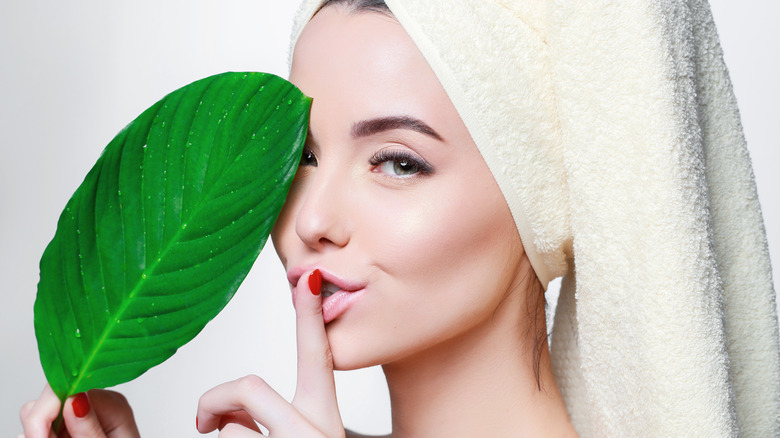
[272,5,526,370]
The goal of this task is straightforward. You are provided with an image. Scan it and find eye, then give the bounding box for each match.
[370,149,433,178]
[378,159,418,177]
[300,148,318,167]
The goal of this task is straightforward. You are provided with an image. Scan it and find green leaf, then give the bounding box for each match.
[34,72,310,402]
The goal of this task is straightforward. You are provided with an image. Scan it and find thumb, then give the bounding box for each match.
[63,390,139,438]
[62,393,107,438]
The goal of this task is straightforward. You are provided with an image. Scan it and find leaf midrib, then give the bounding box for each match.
[66,79,277,397]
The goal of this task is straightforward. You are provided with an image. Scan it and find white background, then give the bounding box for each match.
[1,1,777,436]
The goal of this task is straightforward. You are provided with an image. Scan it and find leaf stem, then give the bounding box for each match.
[52,401,65,435]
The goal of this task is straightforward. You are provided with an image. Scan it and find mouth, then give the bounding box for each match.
[287,266,367,323]
[287,266,365,294]
[321,280,341,298]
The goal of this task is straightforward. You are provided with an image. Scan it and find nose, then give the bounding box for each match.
[293,164,352,251]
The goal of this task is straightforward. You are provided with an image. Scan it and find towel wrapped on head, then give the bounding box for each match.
[290,0,780,436]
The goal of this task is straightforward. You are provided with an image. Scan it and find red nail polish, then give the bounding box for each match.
[72,393,90,418]
[309,269,322,295]
[196,416,199,430]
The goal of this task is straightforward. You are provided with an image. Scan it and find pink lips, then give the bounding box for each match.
[288,266,366,323]
[321,289,365,323]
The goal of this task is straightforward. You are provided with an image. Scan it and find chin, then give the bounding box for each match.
[330,345,385,371]
[326,322,392,371]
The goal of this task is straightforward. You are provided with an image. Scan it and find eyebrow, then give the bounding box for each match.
[351,116,444,141]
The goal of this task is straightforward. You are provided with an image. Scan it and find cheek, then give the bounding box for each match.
[329,172,521,369]
[270,176,306,266]
[370,175,513,280]
[368,171,520,320]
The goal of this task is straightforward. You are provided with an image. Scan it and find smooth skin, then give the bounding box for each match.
[21,4,577,437]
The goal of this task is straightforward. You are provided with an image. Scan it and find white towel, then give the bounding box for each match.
[290,1,780,436]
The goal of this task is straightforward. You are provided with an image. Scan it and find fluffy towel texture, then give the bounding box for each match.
[290,0,780,436]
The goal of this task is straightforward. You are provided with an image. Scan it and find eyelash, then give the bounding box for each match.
[369,149,433,177]
[299,147,434,180]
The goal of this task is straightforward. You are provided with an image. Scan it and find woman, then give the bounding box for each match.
[20,0,780,436]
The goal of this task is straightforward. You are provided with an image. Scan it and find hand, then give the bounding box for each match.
[196,269,345,437]
[20,385,140,438]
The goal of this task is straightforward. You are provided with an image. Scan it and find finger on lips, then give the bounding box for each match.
[291,270,342,435]
[193,270,341,437]
[309,269,322,296]
[294,269,334,384]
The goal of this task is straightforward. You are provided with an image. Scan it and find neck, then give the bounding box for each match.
[381,286,576,438]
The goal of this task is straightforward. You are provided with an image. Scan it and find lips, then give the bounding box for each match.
[287,266,367,323]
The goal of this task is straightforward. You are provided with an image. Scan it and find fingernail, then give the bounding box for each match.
[72,392,90,418]
[309,269,322,295]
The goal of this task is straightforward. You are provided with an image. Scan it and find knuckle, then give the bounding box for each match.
[297,303,324,319]
[19,400,34,421]
[236,374,270,394]
[80,417,108,438]
[25,424,48,438]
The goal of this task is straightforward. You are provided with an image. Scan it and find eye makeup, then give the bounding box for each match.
[369,148,434,177]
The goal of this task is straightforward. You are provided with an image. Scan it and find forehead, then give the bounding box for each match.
[289,7,454,133]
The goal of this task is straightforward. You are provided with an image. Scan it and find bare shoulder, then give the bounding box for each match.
[345,430,390,438]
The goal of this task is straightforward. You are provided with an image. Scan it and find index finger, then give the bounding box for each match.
[291,269,342,431]
[20,385,60,438]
